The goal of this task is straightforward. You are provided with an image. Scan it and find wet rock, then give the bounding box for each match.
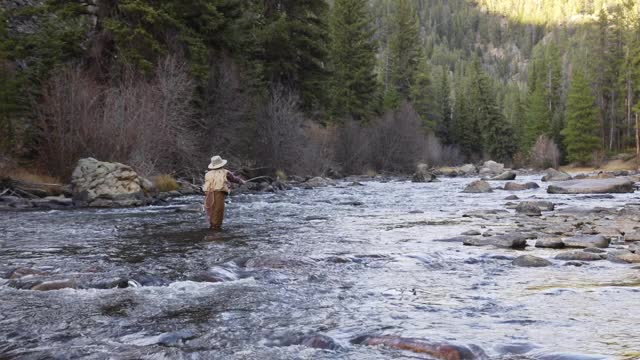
[31,279,77,291]
[71,158,152,207]
[244,255,312,269]
[434,236,471,243]
[6,267,48,279]
[624,231,640,242]
[563,235,609,249]
[130,274,171,287]
[479,160,505,177]
[488,171,517,181]
[629,243,640,253]
[462,230,481,236]
[86,278,129,289]
[513,255,552,267]
[547,178,635,194]
[515,203,542,216]
[350,181,365,186]
[504,182,540,191]
[412,163,436,183]
[462,180,492,193]
[351,335,488,360]
[291,334,342,350]
[303,177,336,188]
[555,251,605,261]
[157,330,196,346]
[542,168,572,182]
[504,195,519,200]
[463,233,529,249]
[583,247,606,253]
[607,250,640,264]
[535,238,565,249]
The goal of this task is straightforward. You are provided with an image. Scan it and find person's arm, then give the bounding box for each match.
[226,171,245,185]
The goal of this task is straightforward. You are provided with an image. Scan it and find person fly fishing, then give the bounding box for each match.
[203,155,245,230]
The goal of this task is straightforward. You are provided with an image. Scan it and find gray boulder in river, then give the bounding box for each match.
[462,180,492,193]
[542,168,572,182]
[488,170,517,181]
[71,158,154,207]
[513,255,552,267]
[562,235,609,249]
[547,178,635,194]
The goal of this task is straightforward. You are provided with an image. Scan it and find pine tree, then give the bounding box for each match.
[253,0,330,109]
[523,78,551,151]
[327,0,377,121]
[434,66,453,144]
[562,71,601,165]
[386,0,420,101]
[410,55,433,128]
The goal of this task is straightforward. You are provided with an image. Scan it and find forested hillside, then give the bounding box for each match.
[1,0,640,179]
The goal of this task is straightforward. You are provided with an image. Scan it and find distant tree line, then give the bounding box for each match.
[1,0,640,179]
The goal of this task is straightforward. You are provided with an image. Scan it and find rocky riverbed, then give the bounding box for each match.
[1,174,639,359]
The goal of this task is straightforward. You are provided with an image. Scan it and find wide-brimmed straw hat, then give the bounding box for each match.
[208,155,228,170]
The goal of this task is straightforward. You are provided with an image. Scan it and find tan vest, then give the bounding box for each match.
[203,169,230,193]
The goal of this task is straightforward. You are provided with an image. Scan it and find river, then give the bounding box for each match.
[1,176,639,359]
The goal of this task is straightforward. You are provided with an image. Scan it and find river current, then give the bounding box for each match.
[1,176,639,359]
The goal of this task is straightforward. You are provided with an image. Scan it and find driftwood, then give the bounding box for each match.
[0,178,64,198]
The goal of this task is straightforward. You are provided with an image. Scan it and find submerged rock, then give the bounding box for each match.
[504,195,520,200]
[513,255,552,267]
[31,280,77,291]
[547,178,634,194]
[462,180,492,193]
[351,335,488,360]
[562,235,609,249]
[542,168,572,182]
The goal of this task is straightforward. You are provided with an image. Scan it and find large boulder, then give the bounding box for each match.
[547,178,635,194]
[463,233,529,249]
[71,158,152,207]
[479,161,504,176]
[412,163,436,183]
[459,164,478,175]
[462,180,492,193]
[555,251,605,261]
[542,168,572,182]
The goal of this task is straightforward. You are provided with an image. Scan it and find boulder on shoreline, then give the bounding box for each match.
[542,168,572,182]
[479,161,504,177]
[71,158,153,207]
[462,180,492,193]
[547,178,635,194]
[412,163,436,183]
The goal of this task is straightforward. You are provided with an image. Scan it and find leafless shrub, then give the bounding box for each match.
[199,55,256,169]
[531,135,560,169]
[254,84,307,172]
[368,102,427,173]
[422,132,464,167]
[333,120,371,174]
[37,56,197,178]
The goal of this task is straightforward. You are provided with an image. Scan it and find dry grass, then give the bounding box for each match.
[275,169,287,181]
[0,167,61,184]
[560,157,639,173]
[153,174,180,192]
